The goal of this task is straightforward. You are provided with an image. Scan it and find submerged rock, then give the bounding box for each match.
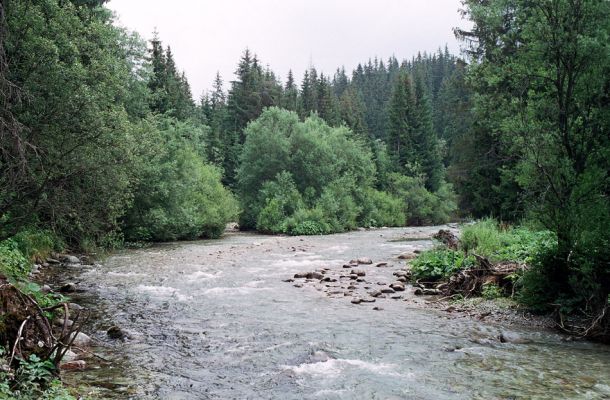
[59,283,77,293]
[499,331,532,344]
[350,269,366,277]
[60,360,86,370]
[107,326,126,340]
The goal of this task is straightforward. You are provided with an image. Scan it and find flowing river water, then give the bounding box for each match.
[54,227,610,399]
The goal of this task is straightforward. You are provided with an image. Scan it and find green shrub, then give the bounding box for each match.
[123,118,238,242]
[359,189,406,227]
[460,219,556,263]
[460,218,504,255]
[516,237,562,313]
[411,248,475,281]
[0,239,31,281]
[387,173,457,225]
[481,283,503,299]
[11,230,61,261]
[284,208,331,236]
[0,353,76,400]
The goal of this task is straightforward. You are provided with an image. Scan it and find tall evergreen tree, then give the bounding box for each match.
[281,70,298,111]
[387,73,417,170]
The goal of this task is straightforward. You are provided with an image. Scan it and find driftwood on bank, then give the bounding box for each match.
[432,229,459,250]
[418,253,524,298]
[0,277,87,372]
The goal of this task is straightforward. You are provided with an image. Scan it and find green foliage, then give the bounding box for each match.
[0,353,76,400]
[388,173,456,225]
[284,208,331,236]
[481,283,503,300]
[238,108,391,235]
[516,237,562,313]
[123,117,238,242]
[11,231,61,262]
[0,239,30,281]
[460,219,555,263]
[459,0,610,314]
[411,248,475,281]
[359,189,405,227]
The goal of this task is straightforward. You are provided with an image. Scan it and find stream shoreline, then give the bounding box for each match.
[33,226,607,398]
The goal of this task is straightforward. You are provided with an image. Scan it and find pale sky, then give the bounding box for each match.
[108,0,467,99]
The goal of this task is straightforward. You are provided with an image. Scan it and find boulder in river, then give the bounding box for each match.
[350,269,366,277]
[294,272,324,280]
[369,289,382,298]
[389,282,405,292]
[398,252,417,260]
[357,257,373,265]
[61,255,81,264]
[70,332,92,347]
[375,262,388,268]
[381,287,395,294]
[59,283,77,293]
[499,331,532,344]
[107,326,126,340]
[351,298,363,304]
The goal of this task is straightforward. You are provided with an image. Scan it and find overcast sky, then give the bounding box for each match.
[108,0,467,98]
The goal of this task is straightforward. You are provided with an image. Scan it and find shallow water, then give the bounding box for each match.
[58,227,610,399]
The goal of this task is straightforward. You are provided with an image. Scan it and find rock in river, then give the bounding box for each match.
[389,282,405,292]
[499,331,532,344]
[60,360,86,371]
[350,269,366,277]
[70,332,92,347]
[61,255,81,264]
[294,272,324,280]
[59,283,77,293]
[107,326,126,340]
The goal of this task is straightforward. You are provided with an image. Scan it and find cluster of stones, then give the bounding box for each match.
[288,255,421,307]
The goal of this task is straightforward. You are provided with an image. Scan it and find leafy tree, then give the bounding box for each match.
[123,116,238,241]
[459,0,610,315]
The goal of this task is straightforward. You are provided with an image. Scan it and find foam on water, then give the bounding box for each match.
[135,285,191,302]
[185,270,221,280]
[202,286,272,296]
[286,358,405,378]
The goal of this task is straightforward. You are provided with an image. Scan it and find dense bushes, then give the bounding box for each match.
[237,108,455,235]
[122,117,239,242]
[411,248,474,281]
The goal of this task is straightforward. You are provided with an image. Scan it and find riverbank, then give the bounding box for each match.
[37,226,610,399]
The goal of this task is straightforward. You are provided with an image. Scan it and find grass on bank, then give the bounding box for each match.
[410,219,557,308]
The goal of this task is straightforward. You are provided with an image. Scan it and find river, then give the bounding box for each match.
[56,226,610,399]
